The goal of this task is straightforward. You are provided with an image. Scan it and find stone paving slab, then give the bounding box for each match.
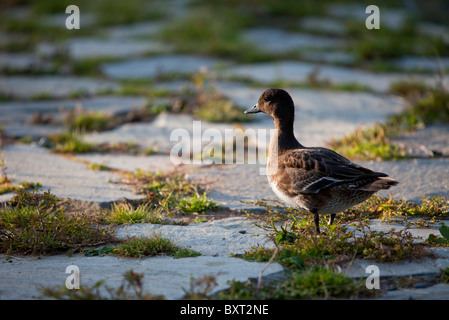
[116,217,273,257]
[347,247,449,279]
[224,61,449,92]
[378,283,449,300]
[242,28,345,54]
[100,55,226,79]
[0,52,54,73]
[0,144,143,205]
[362,158,449,202]
[0,96,147,129]
[75,153,179,173]
[66,38,170,60]
[391,124,449,157]
[104,22,165,39]
[0,213,283,300]
[0,76,120,99]
[0,253,283,300]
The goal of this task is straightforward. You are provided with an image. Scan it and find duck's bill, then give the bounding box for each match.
[244,105,261,114]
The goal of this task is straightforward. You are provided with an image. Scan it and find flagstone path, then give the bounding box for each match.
[1,0,449,300]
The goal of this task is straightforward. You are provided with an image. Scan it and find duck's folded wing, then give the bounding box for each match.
[280,149,388,195]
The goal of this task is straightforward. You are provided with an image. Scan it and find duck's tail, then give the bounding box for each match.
[359,177,399,192]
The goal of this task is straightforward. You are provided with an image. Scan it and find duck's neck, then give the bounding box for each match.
[271,117,303,152]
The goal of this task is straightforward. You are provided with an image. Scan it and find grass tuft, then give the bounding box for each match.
[113,234,200,258]
[179,193,220,214]
[102,202,164,225]
[329,80,449,160]
[0,188,117,255]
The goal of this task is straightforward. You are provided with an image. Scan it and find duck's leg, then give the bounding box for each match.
[311,209,320,234]
[328,213,336,226]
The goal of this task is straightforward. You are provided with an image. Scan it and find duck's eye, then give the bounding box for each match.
[264,96,271,102]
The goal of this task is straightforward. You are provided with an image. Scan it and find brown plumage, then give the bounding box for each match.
[245,88,398,233]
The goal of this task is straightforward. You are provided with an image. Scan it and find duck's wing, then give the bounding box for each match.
[279,148,388,195]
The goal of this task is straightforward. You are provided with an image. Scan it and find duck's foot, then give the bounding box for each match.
[312,209,320,234]
[328,213,336,226]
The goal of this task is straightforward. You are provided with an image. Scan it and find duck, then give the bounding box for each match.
[245,88,398,233]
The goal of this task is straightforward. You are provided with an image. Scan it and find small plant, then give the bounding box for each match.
[127,170,217,217]
[441,267,449,283]
[276,266,366,299]
[47,131,95,154]
[219,267,370,300]
[158,7,254,60]
[193,98,251,123]
[236,245,277,263]
[41,269,165,300]
[426,223,449,246]
[330,80,449,161]
[249,215,427,267]
[345,195,449,221]
[328,124,408,161]
[65,109,115,132]
[0,180,42,195]
[102,202,164,224]
[179,193,220,214]
[182,274,220,299]
[113,234,200,258]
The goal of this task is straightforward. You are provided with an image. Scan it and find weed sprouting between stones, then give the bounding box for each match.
[344,195,449,221]
[0,188,205,257]
[248,217,424,267]
[46,131,95,154]
[179,193,220,214]
[41,269,166,300]
[0,188,117,255]
[329,80,449,160]
[100,202,165,225]
[237,194,449,268]
[218,265,372,300]
[127,170,220,217]
[426,223,449,246]
[112,234,201,259]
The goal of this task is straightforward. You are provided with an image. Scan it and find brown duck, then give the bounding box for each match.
[245,88,398,233]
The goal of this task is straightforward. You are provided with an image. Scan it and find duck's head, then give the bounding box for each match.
[245,88,295,120]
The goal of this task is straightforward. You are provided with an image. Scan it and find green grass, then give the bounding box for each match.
[426,223,449,246]
[179,193,220,214]
[102,202,165,224]
[189,72,254,123]
[87,163,110,171]
[113,234,201,258]
[0,178,42,195]
[125,170,221,221]
[193,98,251,123]
[329,80,449,160]
[117,79,171,98]
[47,131,95,154]
[40,269,165,300]
[328,124,408,161]
[346,18,449,63]
[66,110,114,132]
[345,195,449,220]
[247,217,423,266]
[219,266,370,300]
[0,188,117,255]
[93,0,166,26]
